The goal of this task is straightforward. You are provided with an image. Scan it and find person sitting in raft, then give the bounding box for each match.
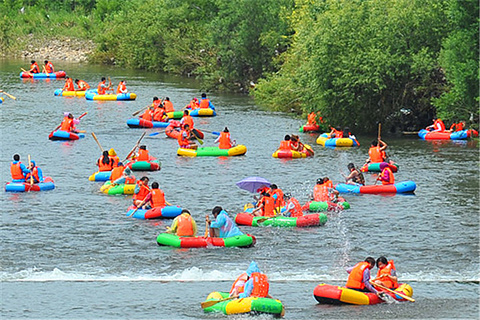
[177,124,197,150]
[153,102,168,122]
[110,163,135,186]
[97,150,114,172]
[62,77,75,92]
[307,112,318,125]
[449,120,466,132]
[26,160,44,183]
[27,60,40,73]
[43,60,54,73]
[229,270,249,297]
[328,126,343,138]
[377,162,395,185]
[231,261,273,299]
[206,206,243,238]
[60,113,77,132]
[180,110,194,129]
[133,145,151,161]
[343,127,356,140]
[269,184,285,208]
[199,93,215,109]
[166,209,197,237]
[97,77,112,95]
[366,139,388,164]
[136,182,167,209]
[152,96,162,108]
[74,79,90,91]
[140,105,154,122]
[279,135,291,150]
[10,154,30,182]
[108,148,120,168]
[426,118,446,132]
[345,163,365,186]
[289,135,302,151]
[283,193,303,217]
[163,97,175,113]
[372,256,398,289]
[116,80,127,94]
[215,127,235,149]
[133,176,150,206]
[251,191,276,217]
[185,97,199,110]
[346,257,379,295]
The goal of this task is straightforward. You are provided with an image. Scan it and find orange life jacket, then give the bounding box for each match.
[333,129,343,138]
[134,182,150,201]
[313,184,328,202]
[178,130,190,147]
[63,78,75,91]
[287,198,303,217]
[137,149,149,161]
[153,108,166,122]
[98,156,113,171]
[97,81,107,95]
[450,122,465,132]
[30,62,40,73]
[45,61,54,73]
[324,180,333,188]
[77,80,90,90]
[381,167,395,185]
[60,117,73,131]
[346,262,369,289]
[163,100,174,113]
[10,162,25,180]
[199,98,210,109]
[218,132,232,149]
[307,112,316,125]
[279,140,291,150]
[433,119,446,131]
[369,146,383,163]
[110,166,124,182]
[141,110,153,121]
[188,100,199,109]
[151,188,165,208]
[271,189,285,207]
[229,273,247,295]
[153,100,162,108]
[262,195,275,217]
[25,167,40,183]
[250,272,269,297]
[116,82,127,94]
[109,156,119,168]
[182,115,194,129]
[176,214,194,236]
[376,260,398,289]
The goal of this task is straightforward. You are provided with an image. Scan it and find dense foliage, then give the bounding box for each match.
[1,0,477,132]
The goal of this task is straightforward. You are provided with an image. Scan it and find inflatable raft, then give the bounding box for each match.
[418,129,478,140]
[88,171,112,182]
[313,283,413,305]
[54,89,86,97]
[177,145,247,157]
[305,200,350,212]
[235,212,327,227]
[166,111,183,119]
[20,71,66,78]
[85,90,136,101]
[126,118,170,128]
[202,291,284,316]
[189,108,216,117]
[125,205,182,219]
[156,233,256,248]
[100,181,135,195]
[5,176,55,192]
[272,144,314,158]
[125,158,161,171]
[165,125,181,139]
[316,133,360,147]
[49,130,85,141]
[335,181,416,194]
[361,162,399,173]
[299,123,325,133]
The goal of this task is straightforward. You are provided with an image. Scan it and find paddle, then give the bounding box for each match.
[132,106,148,116]
[21,67,33,77]
[128,203,144,217]
[27,154,34,186]
[204,220,210,238]
[191,129,203,145]
[0,90,17,100]
[148,129,166,137]
[122,131,146,163]
[370,281,415,302]
[378,122,382,140]
[201,296,235,309]
[91,132,104,152]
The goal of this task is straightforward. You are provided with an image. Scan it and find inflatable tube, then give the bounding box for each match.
[100,181,135,195]
[125,158,161,171]
[335,181,416,194]
[5,176,55,192]
[126,118,170,128]
[165,125,181,139]
[313,283,413,305]
[272,144,314,158]
[306,200,350,212]
[316,133,360,147]
[125,205,182,219]
[235,212,327,227]
[299,123,326,133]
[189,108,216,117]
[166,111,183,119]
[177,145,247,157]
[156,233,256,248]
[85,90,136,101]
[418,129,477,140]
[54,89,86,97]
[361,162,398,173]
[49,130,85,141]
[88,171,112,181]
[20,71,66,78]
[202,291,284,316]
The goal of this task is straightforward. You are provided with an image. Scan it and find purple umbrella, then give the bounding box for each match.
[236,176,271,193]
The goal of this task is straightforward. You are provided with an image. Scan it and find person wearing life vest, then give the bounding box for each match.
[346,257,378,294]
[367,139,387,163]
[199,92,215,110]
[313,178,329,202]
[345,163,365,185]
[206,206,243,238]
[186,97,200,110]
[269,184,285,208]
[28,60,40,73]
[152,97,162,108]
[233,261,273,299]
[62,77,75,92]
[307,112,317,125]
[153,104,168,122]
[328,126,343,138]
[373,256,398,289]
[215,127,234,149]
[180,110,194,129]
[116,80,127,94]
[449,121,465,132]
[97,150,114,172]
[229,272,248,297]
[10,154,30,182]
[279,135,291,150]
[26,160,44,183]
[167,209,197,237]
[251,191,276,217]
[283,193,303,217]
[97,77,111,95]
[133,176,150,206]
[163,97,175,113]
[75,79,90,91]
[43,60,54,73]
[140,106,154,121]
[177,124,197,149]
[110,164,135,186]
[60,113,76,132]
[135,145,150,161]
[108,148,120,168]
[426,118,446,132]
[138,182,167,209]
[378,162,395,185]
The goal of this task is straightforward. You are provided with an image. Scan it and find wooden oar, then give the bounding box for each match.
[201,296,235,309]
[122,131,146,162]
[91,132,104,152]
[0,90,17,100]
[204,220,210,238]
[21,67,33,77]
[191,129,203,145]
[378,122,382,140]
[132,106,148,116]
[370,281,415,302]
[27,154,34,186]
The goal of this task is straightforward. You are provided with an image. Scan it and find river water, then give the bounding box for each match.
[1,60,478,319]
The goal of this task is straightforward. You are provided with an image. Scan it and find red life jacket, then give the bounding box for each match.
[26,167,40,183]
[262,195,275,217]
[199,98,210,109]
[134,182,150,201]
[376,260,398,289]
[60,117,73,131]
[218,132,232,149]
[287,198,303,217]
[45,61,54,73]
[77,80,90,90]
[10,162,25,180]
[151,188,165,208]
[346,262,369,289]
[229,273,247,295]
[110,166,124,182]
[137,149,149,161]
[250,272,269,297]
[98,156,113,171]
[369,146,383,163]
[182,115,194,129]
[381,167,395,185]
[177,214,194,236]
[279,140,291,150]
[313,184,328,202]
[434,119,446,131]
[163,100,174,113]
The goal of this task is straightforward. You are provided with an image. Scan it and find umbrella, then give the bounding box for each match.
[236,176,271,193]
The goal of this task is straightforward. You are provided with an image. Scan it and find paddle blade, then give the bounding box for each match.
[201,297,233,309]
[149,132,161,136]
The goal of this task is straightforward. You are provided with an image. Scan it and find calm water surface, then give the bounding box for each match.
[1,60,478,319]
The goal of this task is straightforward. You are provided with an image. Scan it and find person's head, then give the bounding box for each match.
[151,182,159,189]
[30,160,36,167]
[102,150,109,157]
[117,162,124,167]
[212,206,223,217]
[347,163,355,171]
[193,97,198,102]
[371,140,378,147]
[165,97,170,101]
[376,256,388,268]
[108,148,117,156]
[323,177,330,183]
[291,135,299,142]
[246,261,260,276]
[184,124,190,130]
[316,178,324,185]
[13,154,20,161]
[153,97,158,101]
[74,79,79,83]
[261,191,270,197]
[68,113,73,119]
[284,193,292,200]
[140,176,149,184]
[44,60,49,64]
[184,110,189,115]
[284,134,291,141]
[181,209,191,215]
[123,167,132,175]
[343,127,350,133]
[139,145,146,150]
[201,93,207,98]
[379,162,388,170]
[335,126,342,131]
[270,184,278,190]
[101,77,106,82]
[223,127,229,133]
[65,77,70,80]
[365,257,376,269]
